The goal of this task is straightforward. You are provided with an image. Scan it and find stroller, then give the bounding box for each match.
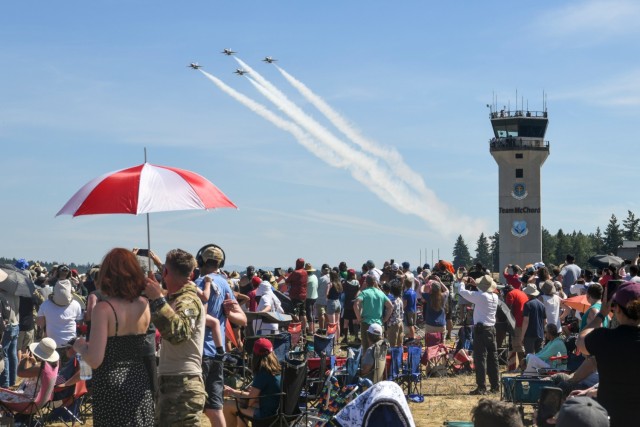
[328,381,415,427]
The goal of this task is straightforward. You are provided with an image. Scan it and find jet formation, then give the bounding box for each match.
[189,50,276,74]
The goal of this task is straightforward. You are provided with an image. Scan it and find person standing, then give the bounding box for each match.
[354,275,392,351]
[402,277,418,341]
[74,248,154,426]
[326,271,343,344]
[286,258,308,332]
[578,282,640,426]
[316,264,330,331]
[505,284,529,364]
[195,244,247,427]
[559,254,581,297]
[305,263,318,335]
[521,283,547,355]
[145,249,207,426]
[458,275,500,395]
[341,269,360,344]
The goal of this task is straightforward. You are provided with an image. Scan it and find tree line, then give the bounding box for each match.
[452,210,640,271]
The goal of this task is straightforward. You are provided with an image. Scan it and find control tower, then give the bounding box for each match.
[489,106,549,270]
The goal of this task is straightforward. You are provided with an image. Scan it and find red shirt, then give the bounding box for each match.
[505,288,528,327]
[286,268,308,301]
[247,289,257,312]
[503,272,522,289]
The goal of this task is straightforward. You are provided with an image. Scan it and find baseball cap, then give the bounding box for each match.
[202,246,224,264]
[402,261,410,270]
[253,338,274,356]
[556,396,608,427]
[251,276,262,286]
[613,281,640,308]
[367,323,383,336]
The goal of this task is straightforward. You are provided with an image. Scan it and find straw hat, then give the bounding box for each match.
[29,338,60,363]
[474,275,497,293]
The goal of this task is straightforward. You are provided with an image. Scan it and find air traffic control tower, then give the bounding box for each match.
[489,106,549,269]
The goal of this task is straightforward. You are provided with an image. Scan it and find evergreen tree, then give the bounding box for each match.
[555,229,571,264]
[489,232,500,272]
[474,232,492,269]
[589,227,604,255]
[571,231,593,267]
[603,214,623,254]
[622,210,640,241]
[542,227,556,265]
[452,235,472,269]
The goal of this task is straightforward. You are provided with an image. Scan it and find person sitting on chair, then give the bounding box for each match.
[223,338,282,427]
[521,323,567,373]
[360,324,388,383]
[0,338,59,404]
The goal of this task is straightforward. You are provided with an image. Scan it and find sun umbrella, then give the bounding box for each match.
[0,265,36,297]
[56,162,237,263]
[562,295,590,313]
[587,254,624,269]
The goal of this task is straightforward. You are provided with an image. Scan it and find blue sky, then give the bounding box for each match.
[2,1,639,270]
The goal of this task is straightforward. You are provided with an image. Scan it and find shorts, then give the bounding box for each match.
[386,323,403,347]
[404,311,416,327]
[17,329,34,352]
[291,299,306,318]
[316,304,327,319]
[327,299,341,315]
[305,299,316,322]
[342,308,357,320]
[201,356,224,410]
[512,326,525,353]
[156,374,206,426]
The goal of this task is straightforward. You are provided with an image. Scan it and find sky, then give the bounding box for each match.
[2,1,640,271]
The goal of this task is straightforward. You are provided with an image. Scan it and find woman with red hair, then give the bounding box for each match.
[73,248,153,426]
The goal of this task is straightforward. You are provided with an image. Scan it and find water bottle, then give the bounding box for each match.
[77,354,92,380]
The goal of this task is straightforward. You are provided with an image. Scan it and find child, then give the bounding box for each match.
[402,277,417,341]
[196,276,227,361]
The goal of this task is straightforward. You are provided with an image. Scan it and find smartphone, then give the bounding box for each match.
[607,279,623,296]
[536,387,563,426]
[136,249,150,257]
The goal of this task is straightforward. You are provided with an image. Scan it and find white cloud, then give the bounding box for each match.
[533,0,640,42]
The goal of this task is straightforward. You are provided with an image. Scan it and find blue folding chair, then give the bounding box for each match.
[405,345,424,402]
[388,346,404,382]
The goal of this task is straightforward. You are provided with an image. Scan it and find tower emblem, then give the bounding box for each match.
[512,183,528,200]
[512,220,528,238]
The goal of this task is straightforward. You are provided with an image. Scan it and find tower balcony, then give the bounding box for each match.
[489,136,550,152]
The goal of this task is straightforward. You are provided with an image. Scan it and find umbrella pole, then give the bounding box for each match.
[146,213,152,273]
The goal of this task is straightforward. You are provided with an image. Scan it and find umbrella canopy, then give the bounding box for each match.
[587,254,624,269]
[56,163,237,216]
[562,294,590,313]
[0,265,36,297]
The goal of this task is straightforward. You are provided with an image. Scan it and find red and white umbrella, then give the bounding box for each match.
[56,163,237,262]
[56,163,237,216]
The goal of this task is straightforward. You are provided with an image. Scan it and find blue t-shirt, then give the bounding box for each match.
[403,289,417,313]
[523,298,546,339]
[252,370,281,419]
[421,293,445,327]
[196,272,235,357]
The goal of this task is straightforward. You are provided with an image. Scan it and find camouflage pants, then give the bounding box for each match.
[156,374,206,427]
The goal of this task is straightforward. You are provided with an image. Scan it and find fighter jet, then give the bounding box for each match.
[262,56,277,63]
[234,68,248,76]
[222,48,236,56]
[188,62,202,69]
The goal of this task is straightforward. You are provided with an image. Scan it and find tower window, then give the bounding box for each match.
[516,168,523,178]
[515,153,523,159]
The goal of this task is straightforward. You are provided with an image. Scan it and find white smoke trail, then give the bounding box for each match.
[243,74,479,236]
[275,65,434,198]
[199,70,345,168]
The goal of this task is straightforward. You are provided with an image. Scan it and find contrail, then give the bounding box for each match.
[275,64,433,198]
[199,70,345,168]
[200,68,483,236]
[242,74,480,236]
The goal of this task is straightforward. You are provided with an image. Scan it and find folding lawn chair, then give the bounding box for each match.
[288,322,302,349]
[44,379,89,426]
[0,363,58,426]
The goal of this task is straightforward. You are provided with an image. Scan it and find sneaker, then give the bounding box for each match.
[469,388,487,396]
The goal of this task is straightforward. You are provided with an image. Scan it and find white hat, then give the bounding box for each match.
[52,280,73,306]
[475,275,498,293]
[367,323,383,336]
[523,283,540,297]
[29,338,60,363]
